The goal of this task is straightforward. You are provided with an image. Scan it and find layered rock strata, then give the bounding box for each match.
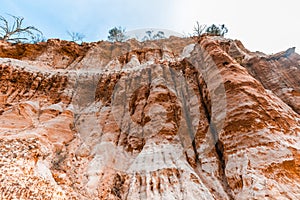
[0,36,299,199]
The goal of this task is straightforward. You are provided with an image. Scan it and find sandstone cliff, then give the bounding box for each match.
[0,35,299,199]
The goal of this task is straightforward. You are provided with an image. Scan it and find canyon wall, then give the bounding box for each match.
[0,35,299,199]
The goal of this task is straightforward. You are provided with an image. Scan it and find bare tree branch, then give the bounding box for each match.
[193,21,206,36]
[0,14,43,43]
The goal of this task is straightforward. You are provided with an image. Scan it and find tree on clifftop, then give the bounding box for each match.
[0,14,43,43]
[107,26,127,42]
[142,30,166,41]
[193,22,228,37]
[205,24,228,36]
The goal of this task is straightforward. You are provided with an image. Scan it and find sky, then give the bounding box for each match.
[0,0,299,54]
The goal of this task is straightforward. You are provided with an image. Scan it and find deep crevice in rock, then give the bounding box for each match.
[194,72,234,199]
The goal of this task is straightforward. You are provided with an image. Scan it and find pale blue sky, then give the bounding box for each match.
[0,0,299,53]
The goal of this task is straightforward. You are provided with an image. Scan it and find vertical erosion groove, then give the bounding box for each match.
[195,70,233,199]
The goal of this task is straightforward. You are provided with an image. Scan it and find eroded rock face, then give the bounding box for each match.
[0,36,299,199]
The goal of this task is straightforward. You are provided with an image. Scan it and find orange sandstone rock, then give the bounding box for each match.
[0,36,299,199]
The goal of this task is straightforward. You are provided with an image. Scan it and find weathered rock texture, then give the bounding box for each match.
[0,36,299,199]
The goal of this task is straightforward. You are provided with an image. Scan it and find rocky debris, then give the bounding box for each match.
[0,35,299,199]
[0,138,77,199]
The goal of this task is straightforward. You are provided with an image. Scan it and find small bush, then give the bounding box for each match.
[67,31,85,43]
[30,34,46,44]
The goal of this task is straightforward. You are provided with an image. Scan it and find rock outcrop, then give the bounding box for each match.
[0,36,299,199]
